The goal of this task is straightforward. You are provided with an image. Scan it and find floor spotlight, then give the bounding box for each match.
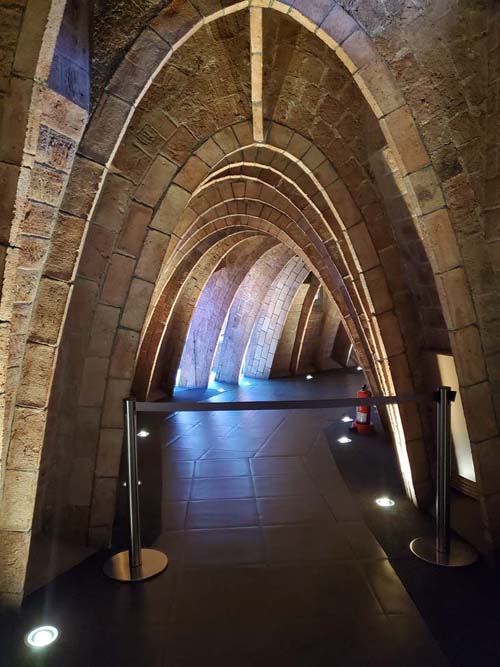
[375,497,395,508]
[217,388,225,393]
[306,374,313,380]
[337,436,352,444]
[341,415,352,423]
[356,366,363,371]
[137,430,150,438]
[25,626,59,649]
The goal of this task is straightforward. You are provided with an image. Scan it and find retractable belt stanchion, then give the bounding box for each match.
[99,388,477,574]
[410,386,478,567]
[103,397,168,582]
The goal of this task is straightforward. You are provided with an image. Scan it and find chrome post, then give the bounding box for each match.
[436,386,451,555]
[410,386,478,567]
[103,398,168,582]
[124,397,142,569]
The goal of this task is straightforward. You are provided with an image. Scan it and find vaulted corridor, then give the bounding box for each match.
[2,0,500,663]
[1,371,453,666]
[4,371,500,665]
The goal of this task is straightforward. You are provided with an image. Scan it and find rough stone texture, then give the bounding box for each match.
[29,278,70,345]
[7,407,46,472]
[91,0,164,106]
[87,305,121,358]
[109,328,140,380]
[216,245,293,383]
[0,531,31,594]
[0,470,37,531]
[17,344,56,408]
[178,236,277,388]
[244,256,309,379]
[95,428,123,477]
[2,0,500,606]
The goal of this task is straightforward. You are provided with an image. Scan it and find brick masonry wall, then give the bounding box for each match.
[2,0,500,604]
[271,283,309,378]
[314,295,343,371]
[244,256,308,379]
[215,244,293,384]
[178,236,277,388]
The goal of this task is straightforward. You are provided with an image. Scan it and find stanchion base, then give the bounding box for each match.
[103,548,168,582]
[410,536,478,567]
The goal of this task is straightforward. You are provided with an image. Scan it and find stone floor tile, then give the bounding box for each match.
[186,499,259,528]
[190,476,254,500]
[257,495,334,525]
[200,449,252,459]
[263,523,355,562]
[253,472,318,497]
[360,559,419,615]
[194,458,250,478]
[162,478,192,501]
[184,527,266,565]
[250,456,306,474]
[162,501,188,530]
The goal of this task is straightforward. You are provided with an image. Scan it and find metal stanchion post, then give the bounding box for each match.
[410,386,478,567]
[103,397,168,582]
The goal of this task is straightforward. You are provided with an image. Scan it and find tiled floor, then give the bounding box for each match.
[1,371,448,666]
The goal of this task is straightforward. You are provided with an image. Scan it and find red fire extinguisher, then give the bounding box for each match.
[350,384,374,434]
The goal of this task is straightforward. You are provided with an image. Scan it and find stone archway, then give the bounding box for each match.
[1,1,498,606]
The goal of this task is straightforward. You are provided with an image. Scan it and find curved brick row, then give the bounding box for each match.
[0,1,498,606]
[178,236,279,389]
[244,256,309,379]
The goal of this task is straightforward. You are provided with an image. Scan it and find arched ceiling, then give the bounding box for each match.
[4,0,498,607]
[94,8,437,511]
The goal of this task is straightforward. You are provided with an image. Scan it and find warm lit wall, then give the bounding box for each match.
[0,0,499,606]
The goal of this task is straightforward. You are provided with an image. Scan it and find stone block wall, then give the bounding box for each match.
[1,0,500,605]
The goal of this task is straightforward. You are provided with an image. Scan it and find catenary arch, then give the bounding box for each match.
[134,228,267,399]
[135,212,358,397]
[175,178,418,401]
[137,200,425,509]
[177,235,281,389]
[243,256,310,380]
[1,1,496,606]
[213,244,295,384]
[106,108,438,516]
[170,183,424,454]
[153,190,375,377]
[180,143,439,446]
[187,137,443,388]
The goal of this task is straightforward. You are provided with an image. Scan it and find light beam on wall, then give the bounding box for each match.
[250,7,264,142]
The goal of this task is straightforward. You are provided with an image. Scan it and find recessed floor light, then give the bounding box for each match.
[337,436,352,444]
[375,497,395,507]
[306,374,313,380]
[137,430,150,438]
[356,366,363,371]
[217,388,225,393]
[341,415,352,423]
[25,626,59,649]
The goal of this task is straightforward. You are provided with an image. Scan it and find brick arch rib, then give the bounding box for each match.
[244,256,309,379]
[178,235,279,389]
[214,244,294,384]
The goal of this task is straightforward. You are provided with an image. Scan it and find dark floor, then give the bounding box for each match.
[1,370,499,665]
